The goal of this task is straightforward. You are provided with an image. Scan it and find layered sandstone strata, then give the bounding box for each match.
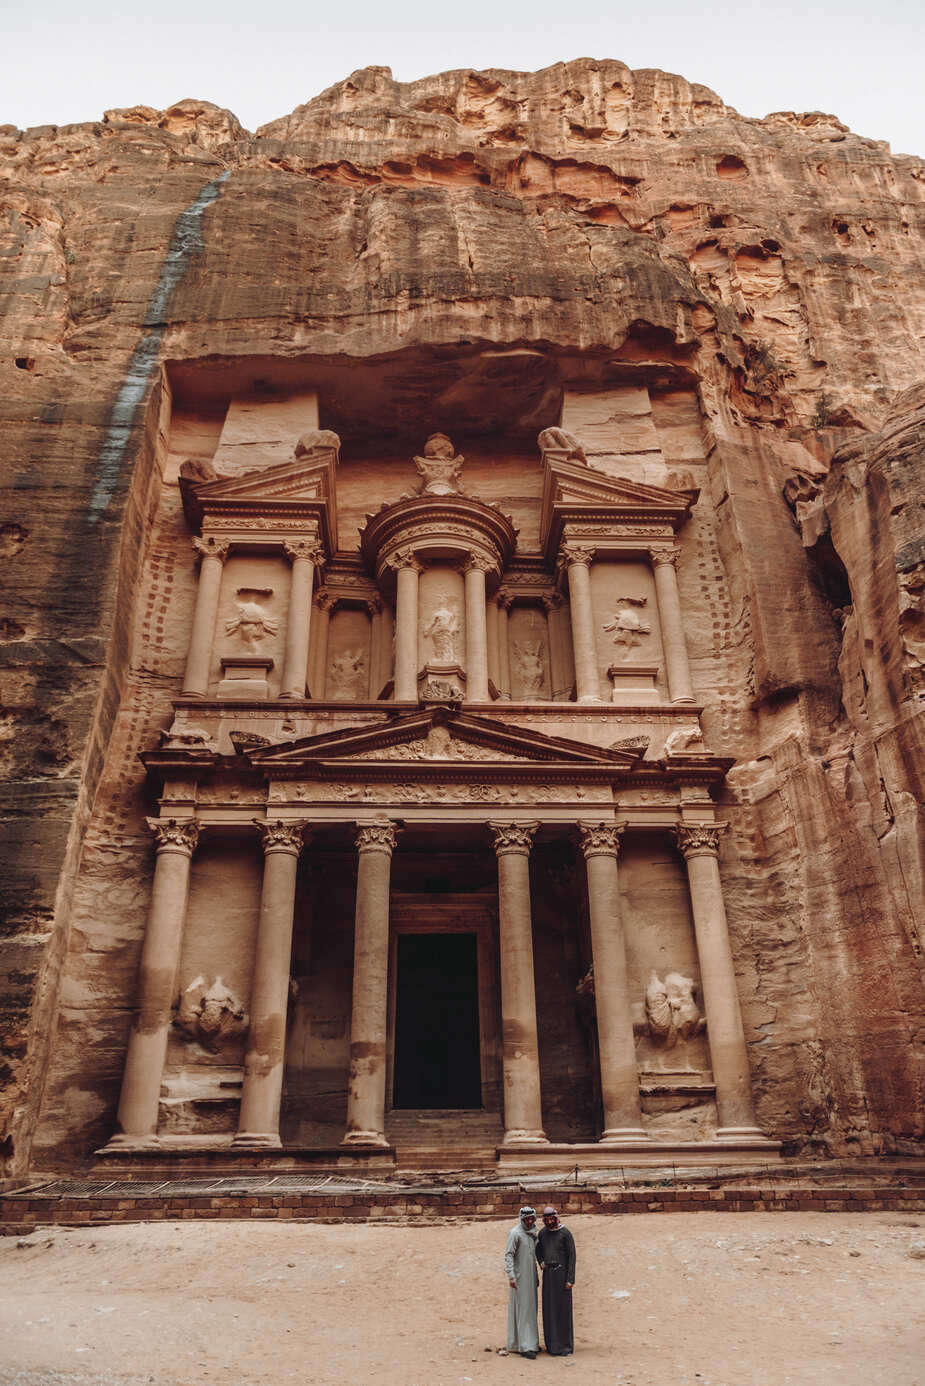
[1,61,923,1172]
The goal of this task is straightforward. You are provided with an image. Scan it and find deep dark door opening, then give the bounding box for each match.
[393,932,482,1109]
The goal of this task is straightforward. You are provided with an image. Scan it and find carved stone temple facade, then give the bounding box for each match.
[73,405,778,1173]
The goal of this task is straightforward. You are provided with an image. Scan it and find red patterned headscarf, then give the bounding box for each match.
[542,1205,561,1229]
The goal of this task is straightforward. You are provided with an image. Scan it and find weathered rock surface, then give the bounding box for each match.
[1,60,923,1170]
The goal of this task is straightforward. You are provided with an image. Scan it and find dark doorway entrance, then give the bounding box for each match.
[393,932,482,1109]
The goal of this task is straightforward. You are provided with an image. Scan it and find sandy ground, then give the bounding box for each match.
[1,1212,924,1386]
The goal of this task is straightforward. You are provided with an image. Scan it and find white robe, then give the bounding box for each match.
[505,1223,539,1353]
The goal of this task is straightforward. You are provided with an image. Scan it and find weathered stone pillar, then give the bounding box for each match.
[650,546,695,704]
[343,822,398,1146]
[392,550,422,701]
[496,593,513,698]
[182,538,229,697]
[578,824,648,1142]
[308,589,334,699]
[234,820,307,1147]
[542,591,568,700]
[367,595,384,700]
[560,543,600,703]
[113,818,199,1145]
[279,541,322,699]
[464,556,491,702]
[489,822,547,1145]
[673,824,762,1137]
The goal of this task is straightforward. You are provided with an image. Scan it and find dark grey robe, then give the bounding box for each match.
[536,1225,576,1355]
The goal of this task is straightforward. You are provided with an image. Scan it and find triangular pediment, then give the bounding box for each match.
[544,456,698,512]
[193,454,333,506]
[247,706,642,771]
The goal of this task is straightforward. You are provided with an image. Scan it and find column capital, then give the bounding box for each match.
[193,536,230,564]
[496,589,515,612]
[464,552,495,576]
[649,544,682,569]
[254,818,308,855]
[283,538,324,565]
[541,590,564,613]
[146,816,199,855]
[314,587,337,613]
[489,821,539,856]
[672,821,727,859]
[365,592,384,616]
[578,822,625,859]
[387,547,423,574]
[559,540,596,570]
[355,821,399,854]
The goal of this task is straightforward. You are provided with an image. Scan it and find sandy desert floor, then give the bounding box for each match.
[1,1211,924,1386]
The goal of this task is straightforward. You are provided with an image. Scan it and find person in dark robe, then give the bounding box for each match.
[536,1204,576,1356]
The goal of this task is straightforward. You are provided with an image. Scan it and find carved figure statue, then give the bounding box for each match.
[537,427,587,464]
[159,720,215,750]
[664,725,705,756]
[225,589,278,652]
[603,596,651,654]
[639,971,706,1048]
[514,638,546,695]
[424,597,459,661]
[174,975,248,1052]
[328,647,367,698]
[413,433,464,495]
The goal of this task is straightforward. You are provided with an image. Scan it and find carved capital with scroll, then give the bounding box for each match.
[254,818,309,855]
[283,539,325,566]
[355,821,399,855]
[387,547,424,575]
[578,822,624,859]
[672,822,727,859]
[314,588,337,614]
[464,553,495,576]
[649,544,682,569]
[147,816,200,855]
[193,536,230,564]
[488,821,539,856]
[558,541,597,571]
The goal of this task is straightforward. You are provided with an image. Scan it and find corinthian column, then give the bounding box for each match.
[495,593,513,698]
[343,822,398,1147]
[464,555,492,702]
[560,543,600,703]
[112,818,199,1145]
[367,594,384,699]
[234,820,307,1147]
[673,823,762,1137]
[182,538,229,697]
[650,546,695,704]
[279,541,323,699]
[489,822,547,1145]
[391,550,422,702]
[309,589,335,699]
[578,824,647,1142]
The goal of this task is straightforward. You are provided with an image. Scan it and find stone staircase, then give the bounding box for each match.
[386,1109,504,1171]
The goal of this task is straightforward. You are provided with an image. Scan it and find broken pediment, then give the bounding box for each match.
[540,454,698,556]
[180,443,339,552]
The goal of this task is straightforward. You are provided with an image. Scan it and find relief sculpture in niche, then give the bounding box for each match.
[328,648,367,699]
[424,594,459,662]
[513,639,546,696]
[603,596,652,656]
[174,976,249,1052]
[225,589,278,652]
[635,971,706,1051]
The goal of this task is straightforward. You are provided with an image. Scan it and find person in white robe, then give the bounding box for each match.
[505,1205,540,1358]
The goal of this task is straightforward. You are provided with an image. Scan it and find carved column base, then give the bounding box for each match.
[101,1133,162,1153]
[501,1128,549,1147]
[231,1131,283,1149]
[599,1127,651,1145]
[340,1129,391,1149]
[715,1126,770,1142]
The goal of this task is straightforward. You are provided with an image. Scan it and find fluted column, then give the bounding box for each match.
[279,541,322,699]
[650,546,695,704]
[673,824,762,1137]
[309,589,334,699]
[392,550,422,701]
[343,822,398,1146]
[560,543,600,703]
[112,818,199,1145]
[489,822,547,1145]
[234,820,307,1147]
[367,595,384,699]
[578,824,648,1142]
[182,538,229,697]
[464,555,492,702]
[496,593,513,699]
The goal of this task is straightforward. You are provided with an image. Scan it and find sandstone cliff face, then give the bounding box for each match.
[1,61,923,1170]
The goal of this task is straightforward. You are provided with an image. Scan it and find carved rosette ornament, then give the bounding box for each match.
[254,819,308,855]
[672,823,728,859]
[283,539,325,566]
[488,821,539,856]
[192,536,230,564]
[147,816,200,855]
[354,821,399,854]
[577,822,624,859]
[649,544,682,569]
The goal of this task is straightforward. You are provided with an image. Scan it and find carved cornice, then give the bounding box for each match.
[147,816,200,854]
[649,545,682,569]
[578,822,624,859]
[193,536,230,564]
[488,821,539,855]
[283,539,325,565]
[254,818,308,854]
[355,821,399,854]
[672,822,727,858]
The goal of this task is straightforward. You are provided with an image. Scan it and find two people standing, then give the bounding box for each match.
[505,1205,576,1359]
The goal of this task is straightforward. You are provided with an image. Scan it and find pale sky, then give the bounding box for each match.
[4,0,923,157]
